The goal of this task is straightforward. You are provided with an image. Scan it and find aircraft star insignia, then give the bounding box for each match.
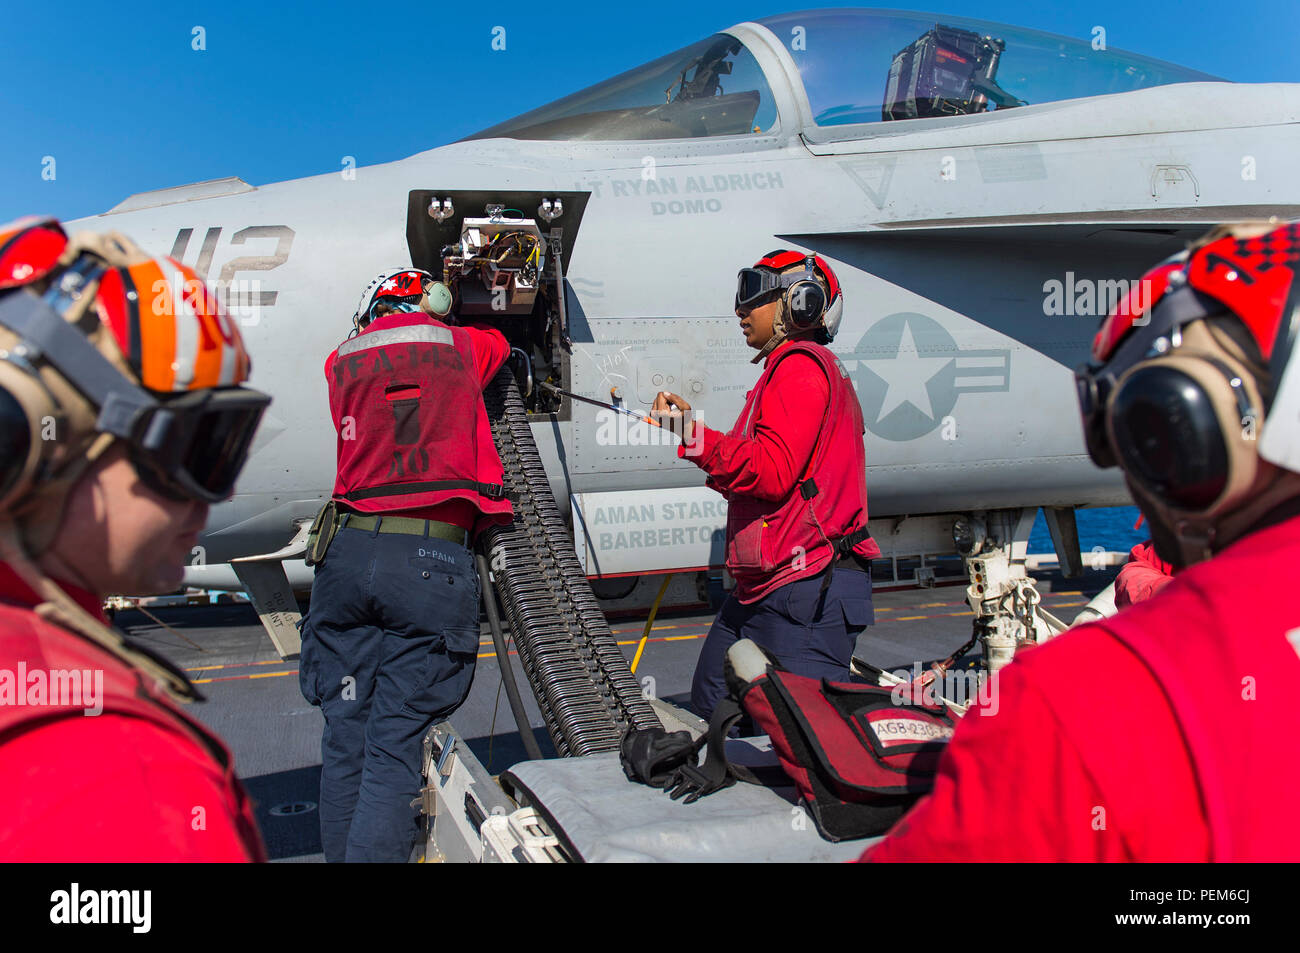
[852,314,957,442]
[848,313,1012,442]
[859,318,952,421]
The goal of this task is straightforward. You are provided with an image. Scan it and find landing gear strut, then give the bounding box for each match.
[955,510,1068,675]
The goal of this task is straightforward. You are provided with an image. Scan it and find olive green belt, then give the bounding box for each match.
[338,512,470,547]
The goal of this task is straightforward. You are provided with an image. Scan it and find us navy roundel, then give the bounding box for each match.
[850,312,1010,442]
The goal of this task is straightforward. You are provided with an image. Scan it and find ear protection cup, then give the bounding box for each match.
[784,279,827,328]
[742,250,845,341]
[0,353,60,512]
[1108,365,1229,510]
[1106,347,1263,517]
[425,280,452,317]
[0,383,33,503]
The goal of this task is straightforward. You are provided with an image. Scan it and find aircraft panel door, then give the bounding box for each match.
[568,317,759,475]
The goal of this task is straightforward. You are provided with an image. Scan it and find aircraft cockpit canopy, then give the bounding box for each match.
[465,9,1221,142]
[761,9,1221,128]
[465,34,778,141]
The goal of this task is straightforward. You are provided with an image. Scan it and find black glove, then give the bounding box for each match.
[662,696,747,803]
[620,727,704,789]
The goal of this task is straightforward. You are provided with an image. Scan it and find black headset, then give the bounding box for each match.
[783,257,829,329]
[0,258,110,509]
[1080,282,1277,521]
[1107,352,1258,512]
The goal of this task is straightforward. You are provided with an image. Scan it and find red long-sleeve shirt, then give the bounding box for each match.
[0,564,265,861]
[679,343,879,602]
[861,513,1300,862]
[0,712,262,861]
[678,350,829,503]
[1114,540,1174,608]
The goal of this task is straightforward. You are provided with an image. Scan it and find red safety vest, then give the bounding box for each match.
[1094,512,1300,861]
[724,341,880,597]
[327,312,512,525]
[0,569,266,861]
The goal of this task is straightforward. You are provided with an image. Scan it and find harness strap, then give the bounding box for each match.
[664,696,778,802]
[800,477,873,593]
[664,694,802,802]
[342,479,513,502]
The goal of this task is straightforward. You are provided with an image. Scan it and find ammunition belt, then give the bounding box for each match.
[481,367,660,756]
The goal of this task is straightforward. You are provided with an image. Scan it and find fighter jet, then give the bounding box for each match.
[63,8,1299,657]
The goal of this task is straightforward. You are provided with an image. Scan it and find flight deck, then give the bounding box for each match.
[115,566,1118,862]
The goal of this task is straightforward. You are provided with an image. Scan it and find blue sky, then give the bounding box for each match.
[2,0,1296,223]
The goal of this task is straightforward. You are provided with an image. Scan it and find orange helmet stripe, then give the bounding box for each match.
[129,259,177,392]
[2,216,255,395]
[185,268,225,389]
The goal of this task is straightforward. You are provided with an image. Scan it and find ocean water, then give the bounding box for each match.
[1027,505,1146,556]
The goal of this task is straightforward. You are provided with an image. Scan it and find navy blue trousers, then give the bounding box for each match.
[299,525,480,863]
[690,567,874,720]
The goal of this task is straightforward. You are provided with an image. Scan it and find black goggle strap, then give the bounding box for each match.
[0,258,161,446]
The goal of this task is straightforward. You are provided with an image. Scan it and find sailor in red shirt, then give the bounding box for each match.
[1114,538,1174,608]
[299,269,511,862]
[863,221,1300,862]
[654,251,879,720]
[0,218,269,861]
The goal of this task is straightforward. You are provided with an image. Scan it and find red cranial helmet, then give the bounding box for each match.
[736,250,845,364]
[353,269,449,332]
[0,216,269,550]
[1075,220,1300,567]
[736,249,844,338]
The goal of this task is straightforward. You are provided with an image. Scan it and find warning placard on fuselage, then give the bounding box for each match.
[571,487,727,576]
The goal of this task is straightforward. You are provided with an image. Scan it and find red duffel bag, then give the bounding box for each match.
[726,639,957,841]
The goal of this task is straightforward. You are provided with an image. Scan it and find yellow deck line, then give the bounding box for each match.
[193,669,297,684]
[186,659,290,673]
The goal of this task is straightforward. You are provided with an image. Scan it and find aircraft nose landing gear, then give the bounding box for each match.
[954,511,1068,676]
